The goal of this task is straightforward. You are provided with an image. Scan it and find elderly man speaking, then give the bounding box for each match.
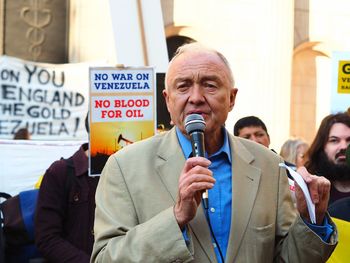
[91,43,337,263]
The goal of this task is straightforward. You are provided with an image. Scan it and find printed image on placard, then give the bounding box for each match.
[89,121,154,174]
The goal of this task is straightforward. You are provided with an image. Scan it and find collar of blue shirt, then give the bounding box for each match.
[175,126,231,163]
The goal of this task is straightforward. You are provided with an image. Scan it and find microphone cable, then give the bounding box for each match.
[203,202,225,263]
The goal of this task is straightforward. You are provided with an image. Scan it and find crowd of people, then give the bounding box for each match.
[4,42,350,262]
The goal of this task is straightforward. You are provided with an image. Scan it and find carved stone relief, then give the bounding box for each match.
[4,0,68,63]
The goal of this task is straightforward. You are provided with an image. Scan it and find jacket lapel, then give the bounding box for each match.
[156,128,216,262]
[226,136,261,262]
[189,206,217,262]
[155,128,184,201]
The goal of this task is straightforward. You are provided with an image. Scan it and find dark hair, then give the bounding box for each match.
[305,112,350,174]
[233,116,268,136]
[13,128,30,140]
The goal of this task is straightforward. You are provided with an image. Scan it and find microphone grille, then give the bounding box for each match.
[185,114,206,134]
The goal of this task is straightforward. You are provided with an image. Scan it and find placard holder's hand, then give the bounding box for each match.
[295,167,330,225]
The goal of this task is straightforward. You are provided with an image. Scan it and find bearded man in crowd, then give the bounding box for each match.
[305,112,350,204]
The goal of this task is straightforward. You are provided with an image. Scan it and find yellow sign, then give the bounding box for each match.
[338,61,350,94]
[327,217,350,263]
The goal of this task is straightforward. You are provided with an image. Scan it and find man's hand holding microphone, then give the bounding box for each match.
[174,114,215,229]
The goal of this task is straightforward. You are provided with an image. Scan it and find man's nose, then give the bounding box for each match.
[251,135,259,143]
[340,140,350,149]
[188,85,205,103]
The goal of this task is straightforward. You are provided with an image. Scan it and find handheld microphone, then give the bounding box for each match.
[184,114,208,209]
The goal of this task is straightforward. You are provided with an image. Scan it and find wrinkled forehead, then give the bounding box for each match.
[166,51,233,87]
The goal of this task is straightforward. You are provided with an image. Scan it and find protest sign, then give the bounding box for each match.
[89,67,156,175]
[331,52,350,113]
[0,55,89,140]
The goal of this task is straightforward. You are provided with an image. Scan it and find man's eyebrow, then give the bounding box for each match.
[173,77,191,83]
[328,135,339,139]
[201,75,222,82]
[173,75,223,85]
[328,135,350,140]
[255,131,266,135]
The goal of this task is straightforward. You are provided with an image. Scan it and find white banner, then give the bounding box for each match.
[0,139,85,196]
[0,55,90,140]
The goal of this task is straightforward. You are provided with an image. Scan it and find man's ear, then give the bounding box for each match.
[229,88,238,111]
[162,89,171,112]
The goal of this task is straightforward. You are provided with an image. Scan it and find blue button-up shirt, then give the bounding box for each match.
[176,127,333,263]
[176,127,231,263]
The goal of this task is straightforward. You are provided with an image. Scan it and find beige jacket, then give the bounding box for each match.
[91,128,337,263]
